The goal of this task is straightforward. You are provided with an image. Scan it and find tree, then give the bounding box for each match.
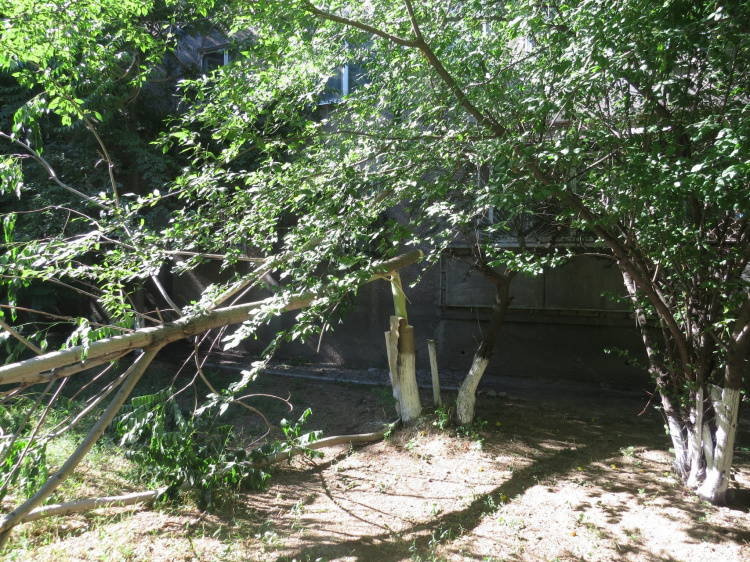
[159,0,748,504]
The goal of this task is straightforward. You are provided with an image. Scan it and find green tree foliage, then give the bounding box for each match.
[0,3,748,546]
[161,0,749,503]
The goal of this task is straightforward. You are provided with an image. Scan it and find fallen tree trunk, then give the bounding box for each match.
[0,250,423,388]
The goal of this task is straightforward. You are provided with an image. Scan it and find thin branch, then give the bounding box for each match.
[0,272,101,301]
[403,0,424,42]
[0,378,68,499]
[169,250,265,263]
[10,205,101,229]
[0,318,42,355]
[0,378,56,472]
[0,133,107,209]
[150,275,183,317]
[45,361,131,439]
[301,1,418,47]
[0,305,132,332]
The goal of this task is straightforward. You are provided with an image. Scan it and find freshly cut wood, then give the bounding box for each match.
[396,320,421,425]
[385,330,401,417]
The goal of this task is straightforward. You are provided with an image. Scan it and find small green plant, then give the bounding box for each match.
[456,417,487,448]
[433,403,453,431]
[498,516,524,528]
[483,495,498,514]
[620,445,636,458]
[371,386,398,416]
[290,500,306,532]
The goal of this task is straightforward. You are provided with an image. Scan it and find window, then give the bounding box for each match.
[320,61,369,104]
[320,39,372,105]
[201,47,229,74]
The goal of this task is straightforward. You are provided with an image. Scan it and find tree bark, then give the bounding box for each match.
[394,317,421,425]
[428,339,441,406]
[456,272,513,425]
[696,385,740,503]
[384,330,401,417]
[456,356,490,425]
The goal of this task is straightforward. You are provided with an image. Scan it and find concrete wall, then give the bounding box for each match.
[172,251,650,390]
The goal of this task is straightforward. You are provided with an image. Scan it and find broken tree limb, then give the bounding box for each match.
[0,250,423,388]
[0,346,161,544]
[17,420,401,525]
[383,268,422,425]
[0,250,423,544]
[2,350,132,390]
[240,418,400,469]
[389,272,409,322]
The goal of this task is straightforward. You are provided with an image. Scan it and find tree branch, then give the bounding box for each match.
[0,133,107,209]
[0,317,42,355]
[300,1,418,47]
[0,250,423,387]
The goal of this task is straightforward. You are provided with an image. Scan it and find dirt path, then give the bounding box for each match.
[7,361,750,561]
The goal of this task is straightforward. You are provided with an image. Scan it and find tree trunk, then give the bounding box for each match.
[657,352,745,504]
[456,272,513,425]
[390,316,421,425]
[696,384,741,503]
[621,267,738,501]
[384,271,422,425]
[456,356,490,425]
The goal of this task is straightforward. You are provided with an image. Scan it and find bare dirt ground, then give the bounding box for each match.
[4,359,750,562]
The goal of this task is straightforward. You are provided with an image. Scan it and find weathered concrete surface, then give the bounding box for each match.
[174,254,650,391]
